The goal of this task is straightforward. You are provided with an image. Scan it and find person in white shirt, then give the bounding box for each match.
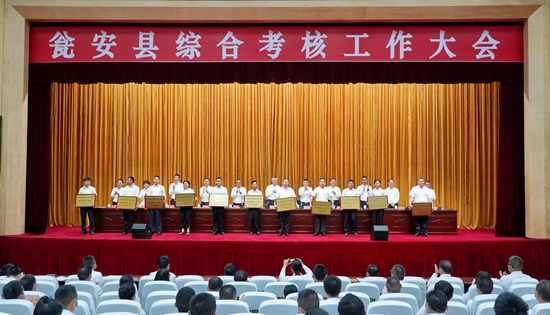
[358,176,372,209]
[275,178,296,236]
[535,279,550,303]
[138,180,150,208]
[370,179,386,226]
[385,276,402,293]
[178,180,197,235]
[169,173,184,206]
[466,275,493,315]
[385,179,400,209]
[279,258,313,282]
[122,176,140,235]
[83,255,103,286]
[329,178,342,208]
[247,180,263,235]
[77,177,97,235]
[199,178,211,206]
[298,178,313,208]
[230,179,247,208]
[425,290,449,315]
[499,255,532,291]
[77,265,103,296]
[427,260,453,288]
[118,283,145,315]
[265,177,280,208]
[149,255,177,282]
[342,179,359,236]
[148,175,166,235]
[312,178,331,236]
[409,177,433,237]
[54,284,78,315]
[110,178,124,206]
[425,180,437,203]
[210,177,228,235]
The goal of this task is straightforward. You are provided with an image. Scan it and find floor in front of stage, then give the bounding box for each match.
[1,228,549,281]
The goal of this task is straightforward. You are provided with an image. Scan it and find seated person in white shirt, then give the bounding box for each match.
[338,293,365,315]
[6,265,23,280]
[54,284,78,315]
[416,280,453,315]
[279,258,313,282]
[366,264,379,277]
[2,280,40,305]
[150,255,177,282]
[284,284,298,298]
[382,264,406,294]
[425,290,449,315]
[298,288,320,314]
[21,274,38,292]
[0,263,14,277]
[119,283,146,315]
[34,296,64,315]
[427,260,453,287]
[494,292,529,315]
[233,270,248,282]
[313,264,327,282]
[77,265,103,295]
[189,292,216,315]
[154,268,171,281]
[465,270,491,300]
[499,255,532,291]
[83,255,103,286]
[324,275,342,299]
[175,287,196,313]
[466,276,493,315]
[536,280,550,303]
[219,284,238,300]
[207,277,223,292]
[385,276,402,293]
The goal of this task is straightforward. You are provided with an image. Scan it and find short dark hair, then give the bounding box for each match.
[298,288,320,312]
[494,292,529,315]
[216,177,222,181]
[77,265,92,281]
[21,274,37,291]
[224,263,236,276]
[176,287,196,312]
[189,292,216,315]
[6,265,22,277]
[291,260,303,275]
[2,280,23,299]
[305,308,330,315]
[313,264,327,281]
[439,260,452,274]
[54,285,77,308]
[117,178,123,183]
[174,174,181,178]
[391,264,405,280]
[154,175,160,180]
[0,263,14,276]
[143,180,150,185]
[83,255,96,267]
[476,276,494,295]
[127,176,135,183]
[184,180,191,186]
[157,255,170,269]
[338,293,364,315]
[366,264,379,276]
[386,276,401,293]
[83,177,91,182]
[119,274,134,287]
[284,284,298,297]
[434,280,454,300]
[508,256,523,270]
[251,180,257,185]
[34,296,64,315]
[118,283,135,300]
[219,284,237,300]
[233,270,248,282]
[426,290,448,313]
[536,279,550,302]
[154,268,170,281]
[475,270,491,283]
[208,277,223,291]
[323,275,342,297]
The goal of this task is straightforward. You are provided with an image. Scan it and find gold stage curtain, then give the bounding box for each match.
[50,82,499,229]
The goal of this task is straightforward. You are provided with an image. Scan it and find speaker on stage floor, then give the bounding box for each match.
[132,223,152,239]
[371,225,389,241]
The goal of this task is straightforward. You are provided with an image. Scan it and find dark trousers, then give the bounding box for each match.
[314,215,327,233]
[212,207,225,232]
[233,203,244,208]
[277,212,291,234]
[122,210,136,233]
[180,207,192,229]
[149,210,162,233]
[80,207,95,233]
[333,200,340,207]
[300,202,310,209]
[360,201,367,209]
[344,210,358,233]
[265,199,275,208]
[201,201,209,207]
[248,209,260,232]
[414,216,429,233]
[388,203,399,209]
[372,209,384,225]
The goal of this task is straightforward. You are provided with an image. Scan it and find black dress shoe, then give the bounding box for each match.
[423,232,430,237]
[344,232,349,236]
[220,231,225,235]
[354,232,358,236]
[179,231,185,235]
[250,231,254,235]
[414,232,420,236]
[313,232,319,236]
[212,231,218,235]
[256,231,261,235]
[322,232,326,236]
[90,231,95,235]
[121,231,127,235]
[80,231,86,235]
[284,232,290,236]
[157,232,161,235]
[277,232,282,236]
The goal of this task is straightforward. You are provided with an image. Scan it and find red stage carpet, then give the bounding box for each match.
[1,228,549,281]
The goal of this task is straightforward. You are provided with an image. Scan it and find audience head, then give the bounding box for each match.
[323,275,342,298]
[390,264,405,280]
[207,276,223,292]
[291,259,303,275]
[313,264,327,282]
[476,276,494,295]
[233,270,248,282]
[298,288,320,314]
[154,268,170,281]
[175,287,196,312]
[0,263,14,276]
[219,284,237,300]
[118,283,136,300]
[189,292,217,315]
[119,274,134,286]
[2,280,24,299]
[425,290,449,314]
[83,255,97,270]
[536,280,550,303]
[21,274,37,291]
[386,276,402,293]
[54,285,78,311]
[475,270,491,282]
[494,292,529,315]
[439,260,452,274]
[508,256,523,271]
[157,255,170,269]
[6,265,22,279]
[366,264,379,277]
[305,309,330,315]
[338,293,365,315]
[33,296,64,315]
[284,284,299,297]
[77,265,92,281]
[224,263,236,276]
[434,280,454,300]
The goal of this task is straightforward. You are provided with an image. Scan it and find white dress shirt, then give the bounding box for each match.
[199,186,211,203]
[385,187,400,205]
[276,187,296,198]
[266,184,281,200]
[78,186,97,195]
[62,309,74,315]
[210,185,228,194]
[329,185,342,201]
[312,186,331,202]
[298,187,313,202]
[427,273,452,288]
[357,185,372,201]
[138,188,150,208]
[409,185,431,202]
[279,264,313,282]
[247,189,263,196]
[500,271,531,291]
[428,188,437,201]
[231,187,247,204]
[110,187,124,203]
[123,184,140,197]
[342,188,358,196]
[148,184,166,199]
[92,270,103,286]
[149,270,177,282]
[370,188,386,197]
[169,182,184,200]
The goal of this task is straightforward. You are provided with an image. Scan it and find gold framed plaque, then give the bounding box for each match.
[340,196,360,210]
[276,197,297,212]
[145,195,165,209]
[411,202,433,216]
[367,195,388,210]
[209,194,229,207]
[245,195,264,209]
[175,193,195,207]
[75,194,95,207]
[311,201,332,216]
[116,196,137,210]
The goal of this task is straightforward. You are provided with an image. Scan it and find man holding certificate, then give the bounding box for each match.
[211,177,228,235]
[148,175,166,235]
[247,180,263,235]
[342,179,359,236]
[370,179,386,225]
[408,177,433,237]
[78,177,97,235]
[121,176,139,235]
[275,178,296,236]
[312,178,331,236]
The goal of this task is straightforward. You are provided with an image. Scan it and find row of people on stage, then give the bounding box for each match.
[77,175,437,237]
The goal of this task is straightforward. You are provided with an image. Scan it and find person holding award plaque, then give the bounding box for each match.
[298,178,313,208]
[110,179,124,206]
[408,177,433,237]
[230,179,247,208]
[211,177,228,235]
[385,179,400,209]
[247,180,263,235]
[169,174,184,206]
[148,176,166,235]
[265,177,280,208]
[342,179,359,236]
[199,178,211,207]
[312,178,331,236]
[275,178,296,236]
[358,176,372,209]
[78,177,97,235]
[370,179,386,225]
[121,176,139,235]
[179,180,196,235]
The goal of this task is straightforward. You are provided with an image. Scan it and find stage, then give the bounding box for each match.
[1,228,549,281]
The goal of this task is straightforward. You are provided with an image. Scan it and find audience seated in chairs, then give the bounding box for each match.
[150,255,176,282]
[54,284,78,315]
[189,292,217,315]
[2,280,40,306]
[425,290,449,315]
[175,287,196,313]
[386,276,402,293]
[77,265,103,295]
[536,279,550,303]
[279,258,313,282]
[427,260,453,287]
[33,296,64,315]
[366,264,379,277]
[224,263,236,276]
[82,255,103,286]
[21,274,38,292]
[382,264,406,293]
[466,276,494,315]
[6,265,23,280]
[284,284,298,298]
[233,270,248,282]
[324,275,342,299]
[306,308,330,315]
[154,268,171,281]
[0,263,14,277]
[118,283,145,315]
[313,264,327,282]
[298,288,320,314]
[499,256,532,292]
[208,277,223,292]
[416,280,454,315]
[338,293,365,315]
[494,292,528,315]
[219,284,237,300]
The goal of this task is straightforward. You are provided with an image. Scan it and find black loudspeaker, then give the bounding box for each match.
[132,223,152,239]
[370,225,389,241]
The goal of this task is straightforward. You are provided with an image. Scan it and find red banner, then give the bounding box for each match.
[29,25,522,63]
